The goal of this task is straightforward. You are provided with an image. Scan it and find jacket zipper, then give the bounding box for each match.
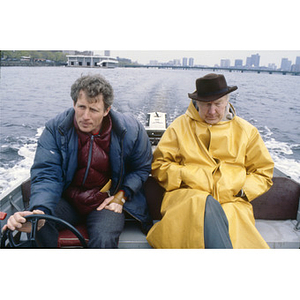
[82,135,94,186]
[112,131,125,195]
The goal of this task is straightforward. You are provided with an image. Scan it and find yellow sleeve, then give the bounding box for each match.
[152,126,184,191]
[243,127,274,201]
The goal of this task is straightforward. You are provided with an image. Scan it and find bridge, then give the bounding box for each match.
[124,65,300,76]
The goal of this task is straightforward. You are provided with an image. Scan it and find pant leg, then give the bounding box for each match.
[36,198,82,247]
[86,209,125,248]
[204,195,233,249]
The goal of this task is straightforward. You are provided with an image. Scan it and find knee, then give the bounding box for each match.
[86,210,125,248]
[88,231,119,249]
[205,196,228,224]
[205,195,222,214]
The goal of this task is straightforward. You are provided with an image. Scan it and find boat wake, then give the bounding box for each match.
[261,125,300,182]
[265,138,300,182]
[0,127,43,195]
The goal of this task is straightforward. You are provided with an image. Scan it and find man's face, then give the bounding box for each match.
[74,90,110,134]
[196,95,229,125]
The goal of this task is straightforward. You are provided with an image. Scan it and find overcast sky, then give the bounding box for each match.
[2,1,299,69]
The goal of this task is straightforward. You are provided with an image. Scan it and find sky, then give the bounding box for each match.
[2,1,299,69]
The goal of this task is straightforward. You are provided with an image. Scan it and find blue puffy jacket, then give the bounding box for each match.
[29,108,153,230]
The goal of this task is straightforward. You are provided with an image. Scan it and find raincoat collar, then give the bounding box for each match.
[186,100,236,125]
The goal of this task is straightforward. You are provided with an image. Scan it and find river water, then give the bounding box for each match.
[0,66,300,194]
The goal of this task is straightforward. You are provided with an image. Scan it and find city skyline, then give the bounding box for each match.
[106,50,300,68]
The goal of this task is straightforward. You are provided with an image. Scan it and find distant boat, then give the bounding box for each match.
[96,59,119,68]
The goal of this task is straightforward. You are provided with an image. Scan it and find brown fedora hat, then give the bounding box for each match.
[188,73,238,102]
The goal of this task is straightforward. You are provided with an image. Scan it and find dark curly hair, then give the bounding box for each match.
[70,74,114,110]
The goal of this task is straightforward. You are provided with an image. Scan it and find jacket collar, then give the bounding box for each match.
[109,109,127,137]
[186,100,236,124]
[57,108,75,135]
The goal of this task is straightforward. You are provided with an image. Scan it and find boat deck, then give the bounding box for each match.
[119,219,300,249]
[119,220,151,249]
[255,220,300,249]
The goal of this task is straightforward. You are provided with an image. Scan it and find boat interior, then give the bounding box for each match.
[1,168,300,249]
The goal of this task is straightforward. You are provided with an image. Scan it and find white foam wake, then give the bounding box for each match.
[0,127,44,195]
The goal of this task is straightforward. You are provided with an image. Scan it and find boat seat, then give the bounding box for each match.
[144,176,300,249]
[251,177,300,248]
[145,176,300,221]
[21,178,31,210]
[251,177,300,220]
[20,179,89,247]
[144,176,164,220]
[20,175,300,248]
[57,224,89,248]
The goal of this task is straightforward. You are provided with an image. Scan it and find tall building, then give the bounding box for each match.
[173,59,181,66]
[149,60,159,66]
[246,53,260,67]
[188,57,194,67]
[291,64,300,72]
[220,59,230,68]
[234,59,243,67]
[268,63,277,70]
[280,58,292,71]
[293,56,300,72]
[182,57,188,66]
[251,53,260,67]
[246,57,252,67]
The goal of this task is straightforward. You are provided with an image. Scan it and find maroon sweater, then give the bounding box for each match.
[64,115,112,215]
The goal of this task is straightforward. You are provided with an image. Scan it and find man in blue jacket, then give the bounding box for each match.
[3,74,153,248]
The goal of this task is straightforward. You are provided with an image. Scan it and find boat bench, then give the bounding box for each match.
[21,176,300,249]
[145,176,300,249]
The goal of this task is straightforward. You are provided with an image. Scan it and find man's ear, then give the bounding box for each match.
[104,106,111,116]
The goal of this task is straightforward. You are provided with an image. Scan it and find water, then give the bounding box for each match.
[1,66,300,195]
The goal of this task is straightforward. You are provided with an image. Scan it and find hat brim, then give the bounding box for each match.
[188,86,238,102]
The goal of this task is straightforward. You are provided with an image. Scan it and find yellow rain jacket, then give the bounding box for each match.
[146,101,274,249]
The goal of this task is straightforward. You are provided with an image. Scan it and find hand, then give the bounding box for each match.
[235,189,247,199]
[1,210,45,233]
[96,196,123,214]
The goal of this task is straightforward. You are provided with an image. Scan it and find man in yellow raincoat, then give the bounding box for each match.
[146,73,274,249]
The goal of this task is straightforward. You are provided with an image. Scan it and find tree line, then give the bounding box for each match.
[1,51,67,63]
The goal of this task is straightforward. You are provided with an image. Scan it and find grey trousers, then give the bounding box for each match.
[204,195,233,249]
[36,197,125,248]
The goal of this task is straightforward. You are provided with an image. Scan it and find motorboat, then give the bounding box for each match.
[1,112,300,248]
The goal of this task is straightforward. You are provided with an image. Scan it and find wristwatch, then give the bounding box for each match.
[110,190,126,206]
